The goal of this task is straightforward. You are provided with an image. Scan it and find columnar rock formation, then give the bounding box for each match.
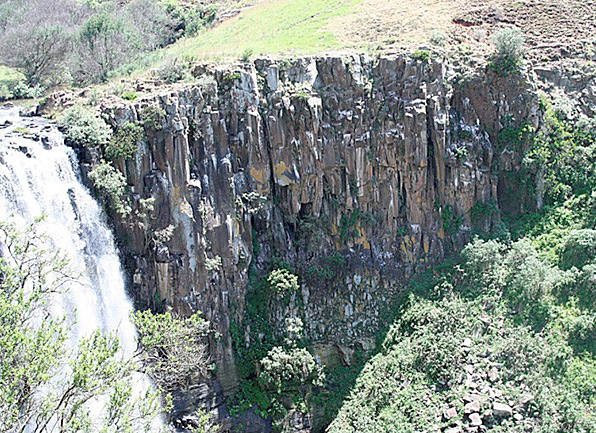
[71,54,538,416]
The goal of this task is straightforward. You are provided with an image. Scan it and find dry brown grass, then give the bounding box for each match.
[325,0,596,64]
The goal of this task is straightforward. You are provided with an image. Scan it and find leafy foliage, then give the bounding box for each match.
[0,219,166,433]
[58,105,112,148]
[88,161,131,217]
[412,49,430,62]
[0,0,211,86]
[267,269,299,298]
[132,310,211,392]
[488,28,525,75]
[259,346,325,393]
[229,267,324,424]
[105,122,144,160]
[140,105,166,130]
[329,236,595,433]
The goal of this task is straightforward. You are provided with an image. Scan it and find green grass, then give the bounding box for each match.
[0,65,23,99]
[0,65,21,82]
[130,0,361,73]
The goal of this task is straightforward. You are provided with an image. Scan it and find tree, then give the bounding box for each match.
[488,27,525,75]
[75,11,131,83]
[0,219,167,432]
[0,0,78,86]
[0,218,214,432]
[132,309,211,392]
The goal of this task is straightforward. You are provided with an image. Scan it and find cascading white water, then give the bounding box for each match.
[0,105,160,431]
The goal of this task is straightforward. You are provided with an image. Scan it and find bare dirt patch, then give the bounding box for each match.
[326,0,596,65]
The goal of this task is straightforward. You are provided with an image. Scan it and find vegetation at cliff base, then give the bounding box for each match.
[0,218,216,432]
[327,98,596,433]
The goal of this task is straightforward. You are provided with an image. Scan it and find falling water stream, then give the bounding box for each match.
[0,105,159,431]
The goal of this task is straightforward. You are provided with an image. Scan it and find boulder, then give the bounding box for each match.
[492,402,513,418]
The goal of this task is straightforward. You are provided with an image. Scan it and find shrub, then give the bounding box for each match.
[267,269,299,298]
[120,90,137,101]
[88,161,130,217]
[460,237,506,291]
[153,59,188,83]
[259,346,325,393]
[6,80,44,99]
[58,105,112,148]
[501,240,556,328]
[139,105,165,130]
[441,204,462,234]
[560,229,596,270]
[429,30,447,46]
[223,71,241,81]
[412,49,430,62]
[132,310,210,391]
[105,122,144,160]
[488,28,525,75]
[240,48,254,62]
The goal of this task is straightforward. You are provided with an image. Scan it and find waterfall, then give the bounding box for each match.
[0,105,160,431]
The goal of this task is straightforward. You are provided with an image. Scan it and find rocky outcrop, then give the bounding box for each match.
[69,53,538,426]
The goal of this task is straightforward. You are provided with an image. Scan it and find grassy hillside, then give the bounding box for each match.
[128,0,595,76]
[159,0,362,59]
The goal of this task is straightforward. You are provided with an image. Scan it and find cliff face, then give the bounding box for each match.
[74,54,538,420]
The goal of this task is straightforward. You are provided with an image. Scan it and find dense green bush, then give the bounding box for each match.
[88,161,130,217]
[0,220,165,432]
[121,90,137,101]
[488,28,525,75]
[140,105,166,130]
[105,122,144,160]
[412,49,430,62]
[259,346,325,393]
[560,229,596,270]
[58,105,112,148]
[267,269,299,298]
[4,80,44,99]
[329,236,596,433]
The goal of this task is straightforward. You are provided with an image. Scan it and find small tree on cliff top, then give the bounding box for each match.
[489,27,525,75]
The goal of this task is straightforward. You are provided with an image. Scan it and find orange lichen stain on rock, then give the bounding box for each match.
[249,167,264,184]
[355,226,371,249]
[274,161,296,186]
[400,238,413,262]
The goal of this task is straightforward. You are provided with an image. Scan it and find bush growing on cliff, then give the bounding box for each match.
[140,106,166,130]
[105,122,144,160]
[412,49,430,62]
[58,105,112,148]
[88,161,131,217]
[488,28,525,75]
[132,310,211,391]
[267,269,299,298]
[560,229,596,270]
[259,346,325,394]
